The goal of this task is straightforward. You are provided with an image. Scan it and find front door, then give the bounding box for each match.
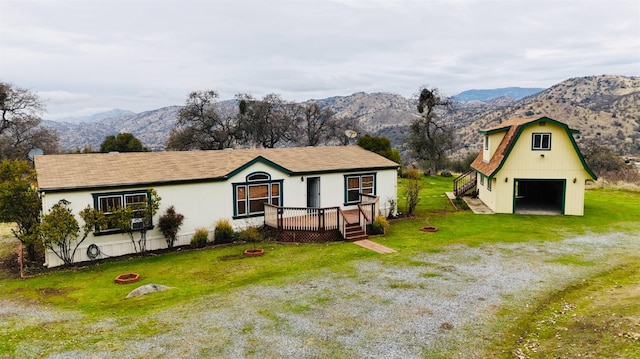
[307,177,321,207]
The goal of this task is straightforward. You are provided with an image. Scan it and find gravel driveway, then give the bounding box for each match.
[3,232,639,358]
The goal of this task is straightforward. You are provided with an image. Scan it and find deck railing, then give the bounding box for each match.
[264,204,341,232]
[358,193,379,223]
[264,193,380,239]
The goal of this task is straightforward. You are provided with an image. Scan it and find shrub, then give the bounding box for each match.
[403,169,422,215]
[237,226,262,251]
[214,219,235,244]
[371,216,389,235]
[158,206,185,249]
[190,228,209,248]
[236,226,262,243]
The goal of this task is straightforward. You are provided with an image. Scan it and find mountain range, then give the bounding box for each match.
[43,75,640,155]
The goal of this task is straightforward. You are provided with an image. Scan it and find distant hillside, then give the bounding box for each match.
[44,106,181,151]
[453,87,544,102]
[454,75,640,156]
[43,75,639,156]
[55,109,135,124]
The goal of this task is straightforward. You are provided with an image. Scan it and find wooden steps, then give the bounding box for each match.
[344,223,367,241]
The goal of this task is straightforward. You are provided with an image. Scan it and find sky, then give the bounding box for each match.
[1,0,639,120]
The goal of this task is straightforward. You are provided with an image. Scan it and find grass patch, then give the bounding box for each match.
[548,254,596,267]
[0,175,639,357]
[488,258,640,358]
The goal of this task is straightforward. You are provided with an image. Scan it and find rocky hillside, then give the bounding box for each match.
[44,75,639,156]
[455,75,640,155]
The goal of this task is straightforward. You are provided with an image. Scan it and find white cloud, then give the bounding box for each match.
[1,0,638,117]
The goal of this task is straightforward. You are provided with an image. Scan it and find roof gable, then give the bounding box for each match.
[471,116,597,180]
[35,146,399,192]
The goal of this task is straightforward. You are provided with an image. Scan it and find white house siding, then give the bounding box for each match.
[41,163,398,267]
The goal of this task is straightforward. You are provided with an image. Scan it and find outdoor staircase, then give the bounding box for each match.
[453,169,478,197]
[344,223,368,241]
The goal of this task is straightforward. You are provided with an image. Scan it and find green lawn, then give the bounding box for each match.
[1,175,639,357]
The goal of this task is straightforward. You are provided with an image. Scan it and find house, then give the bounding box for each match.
[454,116,596,215]
[34,146,399,267]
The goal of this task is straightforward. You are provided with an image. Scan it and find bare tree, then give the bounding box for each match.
[406,87,455,173]
[294,102,335,146]
[166,90,237,150]
[326,116,362,145]
[0,82,58,160]
[236,93,297,148]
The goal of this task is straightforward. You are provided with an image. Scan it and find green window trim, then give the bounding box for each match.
[233,172,283,219]
[92,189,152,235]
[344,173,376,205]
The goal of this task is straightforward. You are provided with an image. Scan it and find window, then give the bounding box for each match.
[344,174,375,204]
[532,133,551,150]
[480,175,484,186]
[234,172,282,218]
[94,190,149,231]
[487,177,492,192]
[484,136,489,150]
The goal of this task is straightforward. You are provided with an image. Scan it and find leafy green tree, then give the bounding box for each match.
[0,160,41,264]
[406,87,455,173]
[166,90,237,150]
[110,189,161,253]
[158,205,185,249]
[39,200,106,265]
[99,133,149,152]
[357,134,401,163]
[0,82,59,160]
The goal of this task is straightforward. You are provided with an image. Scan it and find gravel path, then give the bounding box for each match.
[3,232,639,358]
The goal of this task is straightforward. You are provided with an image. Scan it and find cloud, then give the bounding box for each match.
[1,0,638,117]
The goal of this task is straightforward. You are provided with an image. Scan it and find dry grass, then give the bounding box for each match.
[0,223,18,257]
[587,178,640,192]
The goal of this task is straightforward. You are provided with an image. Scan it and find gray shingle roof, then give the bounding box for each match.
[35,146,399,191]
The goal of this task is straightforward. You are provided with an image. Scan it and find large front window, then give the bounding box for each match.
[345,174,375,204]
[234,172,282,218]
[94,190,149,231]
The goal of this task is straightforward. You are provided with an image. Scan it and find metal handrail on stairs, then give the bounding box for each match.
[453,169,477,197]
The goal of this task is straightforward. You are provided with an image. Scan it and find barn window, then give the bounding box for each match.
[532,133,551,150]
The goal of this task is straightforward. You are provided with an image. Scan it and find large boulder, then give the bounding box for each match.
[126,283,171,298]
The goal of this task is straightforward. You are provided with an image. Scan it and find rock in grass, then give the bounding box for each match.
[126,284,171,298]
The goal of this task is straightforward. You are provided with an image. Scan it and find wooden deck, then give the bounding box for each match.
[342,209,360,224]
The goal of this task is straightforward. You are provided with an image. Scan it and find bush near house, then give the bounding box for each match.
[158,206,185,249]
[371,216,389,235]
[190,228,209,248]
[236,226,261,243]
[214,219,234,244]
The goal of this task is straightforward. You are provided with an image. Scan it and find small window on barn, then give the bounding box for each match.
[480,175,484,186]
[487,177,492,191]
[484,136,489,150]
[234,172,282,218]
[532,133,551,150]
